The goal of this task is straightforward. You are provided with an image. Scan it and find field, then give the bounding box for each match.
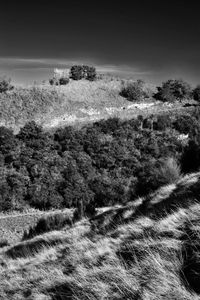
[0,172,200,299]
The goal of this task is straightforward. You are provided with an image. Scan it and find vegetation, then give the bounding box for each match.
[120,79,148,101]
[0,109,199,213]
[0,73,200,299]
[49,77,69,85]
[154,79,192,102]
[193,84,200,101]
[0,171,200,299]
[0,77,14,93]
[70,65,97,81]
[23,213,73,240]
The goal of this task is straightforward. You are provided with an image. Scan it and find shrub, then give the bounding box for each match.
[49,77,59,86]
[84,65,97,81]
[94,117,121,134]
[0,77,14,93]
[173,115,198,134]
[70,65,97,81]
[154,79,191,102]
[155,157,181,184]
[23,213,73,240]
[136,157,181,196]
[153,115,171,131]
[59,77,69,85]
[17,121,43,141]
[193,85,200,101]
[70,65,85,80]
[120,80,147,101]
[49,77,69,85]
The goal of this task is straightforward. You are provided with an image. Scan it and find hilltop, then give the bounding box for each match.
[0,172,200,299]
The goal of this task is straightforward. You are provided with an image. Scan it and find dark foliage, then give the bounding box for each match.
[59,77,69,85]
[193,85,200,101]
[49,78,59,86]
[120,80,147,102]
[0,109,198,213]
[70,65,96,81]
[0,77,14,93]
[153,115,171,131]
[154,79,192,102]
[173,115,198,134]
[49,77,69,85]
[181,140,200,173]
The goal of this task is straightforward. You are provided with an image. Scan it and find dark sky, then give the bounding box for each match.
[0,0,200,84]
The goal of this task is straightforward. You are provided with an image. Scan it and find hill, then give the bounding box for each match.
[0,172,200,299]
[0,77,194,133]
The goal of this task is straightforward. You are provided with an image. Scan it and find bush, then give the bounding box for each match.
[17,121,43,141]
[193,85,200,101]
[70,65,97,81]
[154,79,191,102]
[0,77,14,93]
[59,77,69,85]
[136,157,181,196]
[120,80,147,102]
[173,115,198,134]
[49,77,69,85]
[49,77,59,86]
[84,65,97,81]
[70,65,85,80]
[153,115,171,131]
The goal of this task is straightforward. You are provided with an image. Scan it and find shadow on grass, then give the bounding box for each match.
[90,175,200,234]
[46,282,73,300]
[180,221,200,294]
[6,236,63,259]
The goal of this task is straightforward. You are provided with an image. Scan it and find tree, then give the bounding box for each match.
[0,127,18,155]
[70,65,85,80]
[154,79,191,102]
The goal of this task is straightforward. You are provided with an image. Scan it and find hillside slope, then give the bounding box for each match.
[0,78,193,132]
[1,172,200,299]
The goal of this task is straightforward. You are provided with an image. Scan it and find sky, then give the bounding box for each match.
[0,0,200,85]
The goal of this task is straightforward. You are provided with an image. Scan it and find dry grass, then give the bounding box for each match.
[0,172,200,299]
[0,77,194,132]
[0,208,73,245]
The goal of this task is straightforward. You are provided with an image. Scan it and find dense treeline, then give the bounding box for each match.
[1,110,200,214]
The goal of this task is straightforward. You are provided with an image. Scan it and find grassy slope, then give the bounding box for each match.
[1,173,200,299]
[0,78,193,133]
[0,208,73,246]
